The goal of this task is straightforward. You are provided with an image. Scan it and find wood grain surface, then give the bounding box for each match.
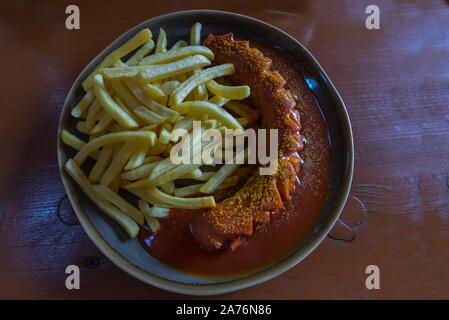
[0,0,448,299]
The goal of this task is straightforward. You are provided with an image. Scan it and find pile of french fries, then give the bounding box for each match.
[62,23,259,238]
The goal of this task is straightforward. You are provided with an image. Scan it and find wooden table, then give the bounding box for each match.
[1,0,448,299]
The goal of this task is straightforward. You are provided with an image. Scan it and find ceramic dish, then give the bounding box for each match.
[57,9,353,295]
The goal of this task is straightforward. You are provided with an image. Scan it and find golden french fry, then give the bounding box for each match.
[124,80,179,122]
[71,91,95,118]
[109,173,120,193]
[101,65,152,79]
[136,155,177,182]
[147,141,167,155]
[159,80,180,95]
[134,106,167,125]
[170,39,188,50]
[129,187,167,207]
[206,79,250,100]
[82,28,152,90]
[126,185,215,209]
[153,164,203,186]
[137,200,162,232]
[148,207,170,218]
[73,131,156,165]
[125,142,150,170]
[125,39,155,66]
[61,130,100,160]
[188,22,207,103]
[169,64,234,106]
[174,184,201,197]
[145,213,161,232]
[92,184,144,225]
[143,83,166,99]
[110,79,140,110]
[137,199,151,215]
[76,121,91,135]
[146,186,215,209]
[127,163,202,189]
[139,45,214,65]
[121,161,160,181]
[174,176,238,197]
[193,70,208,101]
[191,171,214,181]
[159,127,171,144]
[136,55,211,83]
[180,168,203,180]
[89,144,114,183]
[93,74,139,128]
[65,159,139,237]
[172,101,243,130]
[91,112,113,134]
[199,163,241,193]
[149,156,178,179]
[160,181,175,194]
[106,123,127,132]
[100,141,140,186]
[84,100,102,130]
[208,95,229,107]
[190,22,201,45]
[155,28,167,54]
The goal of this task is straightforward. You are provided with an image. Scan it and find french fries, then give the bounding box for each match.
[73,131,156,165]
[100,141,140,186]
[93,74,139,128]
[206,80,250,100]
[126,39,155,66]
[155,28,167,54]
[82,28,152,91]
[71,90,95,118]
[92,184,144,225]
[173,101,243,130]
[144,186,215,209]
[171,39,187,50]
[139,46,214,65]
[125,143,149,170]
[89,144,113,182]
[134,106,167,125]
[136,55,211,83]
[143,84,165,99]
[63,23,257,238]
[65,159,139,238]
[126,163,202,189]
[169,64,234,106]
[137,200,161,232]
[190,22,202,46]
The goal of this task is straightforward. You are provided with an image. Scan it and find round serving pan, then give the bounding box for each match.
[57,10,354,295]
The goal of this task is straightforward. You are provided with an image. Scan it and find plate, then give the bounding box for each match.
[57,9,354,295]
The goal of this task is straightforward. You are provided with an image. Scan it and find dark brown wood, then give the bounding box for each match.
[0,0,448,299]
